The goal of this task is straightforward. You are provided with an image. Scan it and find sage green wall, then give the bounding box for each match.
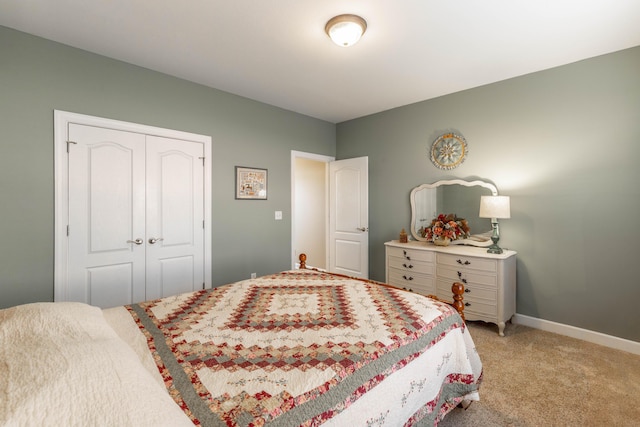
[0,26,335,308]
[2,24,638,343]
[337,47,640,342]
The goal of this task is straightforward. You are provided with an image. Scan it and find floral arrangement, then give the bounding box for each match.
[420,213,471,244]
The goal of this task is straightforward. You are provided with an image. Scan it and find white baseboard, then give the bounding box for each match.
[512,314,640,356]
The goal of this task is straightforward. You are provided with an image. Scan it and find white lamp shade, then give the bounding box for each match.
[479,196,511,219]
[325,15,367,47]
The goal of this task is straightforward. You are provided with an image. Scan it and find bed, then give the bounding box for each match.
[0,256,482,426]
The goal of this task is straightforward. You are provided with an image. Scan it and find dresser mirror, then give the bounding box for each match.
[410,179,498,245]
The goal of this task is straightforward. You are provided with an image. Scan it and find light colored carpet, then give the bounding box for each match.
[439,321,640,426]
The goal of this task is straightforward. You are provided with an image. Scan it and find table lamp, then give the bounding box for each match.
[479,195,511,254]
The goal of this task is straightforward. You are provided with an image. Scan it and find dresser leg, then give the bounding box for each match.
[498,321,506,337]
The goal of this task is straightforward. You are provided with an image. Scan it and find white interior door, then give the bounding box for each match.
[329,156,369,278]
[68,124,147,307]
[145,136,204,300]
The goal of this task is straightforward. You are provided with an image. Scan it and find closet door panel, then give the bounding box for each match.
[67,124,146,307]
[86,263,135,308]
[145,135,205,300]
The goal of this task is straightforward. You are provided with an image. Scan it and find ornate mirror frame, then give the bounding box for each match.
[410,179,498,244]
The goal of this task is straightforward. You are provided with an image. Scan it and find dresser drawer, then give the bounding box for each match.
[437,253,497,273]
[388,256,435,275]
[387,246,435,263]
[398,282,436,297]
[464,299,497,318]
[437,279,496,302]
[438,266,497,288]
[388,268,436,294]
[434,281,497,318]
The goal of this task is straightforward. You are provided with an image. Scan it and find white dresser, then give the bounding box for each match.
[385,240,517,336]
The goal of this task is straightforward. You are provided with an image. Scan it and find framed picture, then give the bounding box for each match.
[235,166,268,200]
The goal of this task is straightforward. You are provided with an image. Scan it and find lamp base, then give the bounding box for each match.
[486,244,504,254]
[486,235,503,254]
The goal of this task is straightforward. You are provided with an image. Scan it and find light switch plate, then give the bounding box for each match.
[275,211,283,220]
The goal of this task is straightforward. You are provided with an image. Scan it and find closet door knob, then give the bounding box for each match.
[126,239,143,245]
[148,237,164,244]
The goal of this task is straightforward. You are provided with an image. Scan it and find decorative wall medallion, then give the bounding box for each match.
[430,133,468,170]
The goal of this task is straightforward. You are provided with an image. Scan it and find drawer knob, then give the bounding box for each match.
[402,275,414,281]
[465,288,471,293]
[403,263,413,269]
[465,302,471,307]
[403,250,411,260]
[456,272,468,284]
[456,259,471,266]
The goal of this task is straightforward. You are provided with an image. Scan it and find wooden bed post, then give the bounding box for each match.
[451,282,466,321]
[299,253,307,269]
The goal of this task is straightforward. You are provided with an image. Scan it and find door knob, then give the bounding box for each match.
[356,227,369,232]
[126,238,143,245]
[148,237,164,244]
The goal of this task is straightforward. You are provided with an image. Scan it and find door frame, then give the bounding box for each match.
[54,110,213,302]
[290,150,334,270]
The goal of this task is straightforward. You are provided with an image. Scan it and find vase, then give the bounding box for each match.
[433,237,450,246]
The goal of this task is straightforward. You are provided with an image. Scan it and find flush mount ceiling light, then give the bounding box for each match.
[325,14,367,47]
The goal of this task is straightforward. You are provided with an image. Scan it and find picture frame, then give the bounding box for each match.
[235,166,268,200]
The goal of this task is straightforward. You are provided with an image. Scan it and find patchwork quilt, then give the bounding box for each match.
[127,270,482,426]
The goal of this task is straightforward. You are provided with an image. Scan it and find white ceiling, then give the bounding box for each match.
[1,0,639,123]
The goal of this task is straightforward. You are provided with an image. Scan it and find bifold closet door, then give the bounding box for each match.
[67,125,204,308]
